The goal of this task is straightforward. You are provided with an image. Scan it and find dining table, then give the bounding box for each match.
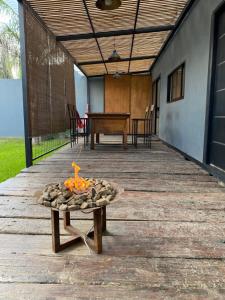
[87,112,130,150]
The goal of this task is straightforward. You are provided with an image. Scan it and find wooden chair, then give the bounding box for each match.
[67,104,89,147]
[132,104,154,148]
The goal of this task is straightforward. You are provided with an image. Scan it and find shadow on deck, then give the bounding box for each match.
[0,137,225,299]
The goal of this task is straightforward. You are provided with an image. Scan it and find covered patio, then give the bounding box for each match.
[2,0,225,298]
[1,137,225,298]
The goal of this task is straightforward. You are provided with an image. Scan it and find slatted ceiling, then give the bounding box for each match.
[82,64,106,76]
[129,59,154,73]
[137,0,187,28]
[62,39,102,63]
[27,0,92,35]
[25,0,190,76]
[98,35,133,61]
[85,0,137,32]
[132,31,169,57]
[106,61,129,73]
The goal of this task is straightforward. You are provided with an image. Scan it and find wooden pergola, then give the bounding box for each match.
[18,0,196,167]
[20,0,194,77]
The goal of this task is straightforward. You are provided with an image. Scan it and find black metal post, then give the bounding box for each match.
[18,0,32,167]
[128,0,141,73]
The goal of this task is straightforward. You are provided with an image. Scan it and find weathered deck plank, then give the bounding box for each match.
[0,139,225,299]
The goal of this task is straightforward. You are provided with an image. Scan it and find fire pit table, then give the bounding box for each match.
[51,205,106,254]
[37,162,121,254]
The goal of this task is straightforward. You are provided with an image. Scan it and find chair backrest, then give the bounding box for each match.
[150,104,155,112]
[67,104,76,119]
[145,104,155,120]
[144,106,150,119]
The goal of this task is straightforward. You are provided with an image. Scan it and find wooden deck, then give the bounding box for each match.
[1,137,225,299]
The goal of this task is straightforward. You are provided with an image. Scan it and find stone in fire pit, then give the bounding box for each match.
[38,178,117,211]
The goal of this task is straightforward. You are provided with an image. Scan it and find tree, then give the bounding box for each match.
[0,0,20,79]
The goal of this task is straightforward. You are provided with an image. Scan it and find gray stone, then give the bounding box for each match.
[74,198,84,205]
[42,192,51,201]
[78,193,88,201]
[102,180,108,186]
[38,197,44,205]
[105,194,113,202]
[80,202,88,209]
[56,195,67,204]
[99,188,109,197]
[51,200,57,207]
[43,200,51,207]
[96,198,108,207]
[49,191,58,200]
[59,204,68,211]
[68,205,80,211]
[62,190,73,199]
[95,183,102,192]
[94,193,101,201]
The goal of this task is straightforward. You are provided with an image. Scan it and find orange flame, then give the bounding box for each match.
[64,162,90,192]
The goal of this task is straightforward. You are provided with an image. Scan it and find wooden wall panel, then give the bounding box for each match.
[104,74,152,134]
[130,75,152,133]
[104,75,131,113]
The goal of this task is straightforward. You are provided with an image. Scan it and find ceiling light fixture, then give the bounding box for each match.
[108,37,121,62]
[96,0,122,11]
[108,49,121,62]
[113,71,121,79]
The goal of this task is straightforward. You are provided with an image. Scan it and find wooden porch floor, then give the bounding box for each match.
[1,137,225,299]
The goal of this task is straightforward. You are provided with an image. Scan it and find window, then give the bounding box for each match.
[167,63,185,103]
[152,77,160,134]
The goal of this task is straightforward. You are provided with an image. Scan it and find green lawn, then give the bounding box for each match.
[0,137,69,183]
[0,138,26,183]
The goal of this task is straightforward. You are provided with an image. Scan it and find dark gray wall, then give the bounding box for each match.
[0,79,24,137]
[152,0,222,162]
[88,77,104,113]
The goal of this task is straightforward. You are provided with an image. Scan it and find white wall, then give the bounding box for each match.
[74,68,88,117]
[88,77,104,113]
[152,0,222,162]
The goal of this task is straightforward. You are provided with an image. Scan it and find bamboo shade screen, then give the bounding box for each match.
[24,3,75,137]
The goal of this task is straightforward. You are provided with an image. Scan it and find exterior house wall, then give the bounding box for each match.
[74,68,88,117]
[0,79,24,137]
[88,77,104,113]
[152,0,222,162]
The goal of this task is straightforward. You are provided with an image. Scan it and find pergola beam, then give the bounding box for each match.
[79,55,156,66]
[88,70,150,78]
[128,0,141,73]
[56,25,174,42]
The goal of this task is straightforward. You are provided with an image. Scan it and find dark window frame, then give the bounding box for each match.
[152,76,161,134]
[167,62,185,103]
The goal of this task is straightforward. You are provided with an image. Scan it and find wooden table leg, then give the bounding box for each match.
[91,132,95,150]
[101,206,106,232]
[63,211,70,228]
[96,133,100,144]
[93,208,102,254]
[51,210,60,253]
[123,132,128,149]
